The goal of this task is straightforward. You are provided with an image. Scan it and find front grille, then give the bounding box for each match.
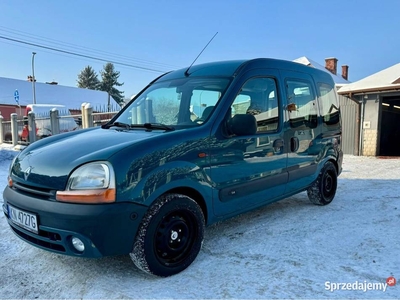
[12,182,56,200]
[11,225,66,253]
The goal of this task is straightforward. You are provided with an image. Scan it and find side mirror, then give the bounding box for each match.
[228,114,257,136]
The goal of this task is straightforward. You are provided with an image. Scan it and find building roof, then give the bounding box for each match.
[293,56,350,86]
[0,77,116,110]
[338,63,400,95]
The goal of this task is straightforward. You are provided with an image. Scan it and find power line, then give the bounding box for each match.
[0,26,180,69]
[0,39,140,74]
[0,35,168,73]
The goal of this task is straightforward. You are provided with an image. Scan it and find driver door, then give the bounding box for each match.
[208,70,288,216]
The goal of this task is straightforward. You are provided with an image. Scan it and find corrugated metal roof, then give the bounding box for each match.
[293,56,350,85]
[0,77,116,110]
[338,63,400,95]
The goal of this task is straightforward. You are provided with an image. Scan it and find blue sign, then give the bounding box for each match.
[14,89,19,105]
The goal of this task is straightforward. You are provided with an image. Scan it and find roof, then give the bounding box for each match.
[159,58,335,83]
[293,56,350,85]
[0,77,116,110]
[338,63,400,95]
[159,60,247,81]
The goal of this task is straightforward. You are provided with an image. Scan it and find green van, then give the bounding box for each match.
[3,58,342,277]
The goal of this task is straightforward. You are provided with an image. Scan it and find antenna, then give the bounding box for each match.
[184,32,218,76]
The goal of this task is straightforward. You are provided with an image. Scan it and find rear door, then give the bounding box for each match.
[280,71,321,193]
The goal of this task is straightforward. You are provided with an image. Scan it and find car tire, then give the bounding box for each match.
[307,161,337,205]
[130,193,205,277]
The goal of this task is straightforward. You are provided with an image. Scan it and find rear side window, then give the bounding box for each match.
[286,79,318,129]
[318,83,340,126]
[231,77,280,133]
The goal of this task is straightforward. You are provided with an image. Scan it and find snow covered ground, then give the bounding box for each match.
[0,146,398,299]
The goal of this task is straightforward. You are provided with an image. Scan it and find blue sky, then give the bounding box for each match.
[1,0,399,101]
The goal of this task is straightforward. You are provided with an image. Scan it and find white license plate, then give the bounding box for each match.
[8,204,38,234]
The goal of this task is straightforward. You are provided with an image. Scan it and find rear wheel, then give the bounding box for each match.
[130,193,205,277]
[307,161,338,205]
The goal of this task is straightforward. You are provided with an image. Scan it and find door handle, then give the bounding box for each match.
[291,137,299,152]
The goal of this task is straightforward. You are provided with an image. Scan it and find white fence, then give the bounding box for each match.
[0,103,120,146]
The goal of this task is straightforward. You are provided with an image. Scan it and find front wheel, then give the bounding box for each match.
[307,161,338,205]
[130,194,205,277]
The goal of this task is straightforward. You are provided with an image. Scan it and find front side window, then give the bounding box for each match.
[231,77,280,133]
[115,77,230,128]
[286,79,318,129]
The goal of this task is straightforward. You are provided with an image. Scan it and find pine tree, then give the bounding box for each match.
[77,66,100,90]
[99,63,124,109]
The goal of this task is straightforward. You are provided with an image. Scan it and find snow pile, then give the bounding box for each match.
[0,148,399,298]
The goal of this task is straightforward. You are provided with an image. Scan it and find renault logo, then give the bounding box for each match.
[24,167,32,181]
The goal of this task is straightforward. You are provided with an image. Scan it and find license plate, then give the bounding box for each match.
[8,204,38,234]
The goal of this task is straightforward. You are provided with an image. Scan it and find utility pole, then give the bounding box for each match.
[32,52,36,104]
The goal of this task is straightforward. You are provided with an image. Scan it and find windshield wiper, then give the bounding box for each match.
[128,123,174,131]
[103,122,174,131]
[102,121,131,129]
[141,123,175,131]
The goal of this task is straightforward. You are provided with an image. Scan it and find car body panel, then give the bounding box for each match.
[11,127,161,190]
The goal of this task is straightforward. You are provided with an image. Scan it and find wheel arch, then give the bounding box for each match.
[327,157,339,174]
[163,187,209,224]
[324,143,341,175]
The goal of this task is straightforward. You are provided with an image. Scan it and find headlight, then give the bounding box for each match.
[56,162,116,204]
[68,163,110,190]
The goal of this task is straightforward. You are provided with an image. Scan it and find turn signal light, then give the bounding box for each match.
[56,188,116,204]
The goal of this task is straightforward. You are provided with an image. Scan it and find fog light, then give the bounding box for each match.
[71,237,85,252]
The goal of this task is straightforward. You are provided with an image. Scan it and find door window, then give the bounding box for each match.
[286,79,318,129]
[231,77,280,133]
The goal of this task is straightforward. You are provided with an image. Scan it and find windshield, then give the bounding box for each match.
[114,77,230,129]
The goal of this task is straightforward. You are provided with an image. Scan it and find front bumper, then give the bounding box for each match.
[3,186,148,258]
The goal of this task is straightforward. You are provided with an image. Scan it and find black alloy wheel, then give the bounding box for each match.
[130,193,205,277]
[307,161,338,205]
[154,209,198,267]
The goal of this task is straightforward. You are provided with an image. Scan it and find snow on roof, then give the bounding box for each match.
[338,62,400,95]
[293,56,350,85]
[0,77,115,110]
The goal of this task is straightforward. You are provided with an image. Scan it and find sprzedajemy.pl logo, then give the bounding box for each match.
[325,277,396,293]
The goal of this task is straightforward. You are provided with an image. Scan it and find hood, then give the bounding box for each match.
[11,127,161,190]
